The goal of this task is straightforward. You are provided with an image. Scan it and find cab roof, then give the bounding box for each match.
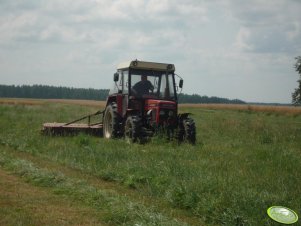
[117,60,175,72]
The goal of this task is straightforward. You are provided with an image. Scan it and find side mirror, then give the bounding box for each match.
[179,79,183,88]
[114,73,119,82]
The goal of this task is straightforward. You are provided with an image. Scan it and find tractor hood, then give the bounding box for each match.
[145,99,176,110]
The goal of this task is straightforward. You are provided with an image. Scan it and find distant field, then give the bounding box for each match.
[181,103,301,115]
[0,98,301,225]
[0,98,106,107]
[1,98,301,115]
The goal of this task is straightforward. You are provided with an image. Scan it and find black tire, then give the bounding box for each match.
[178,118,196,144]
[103,102,122,139]
[124,115,142,143]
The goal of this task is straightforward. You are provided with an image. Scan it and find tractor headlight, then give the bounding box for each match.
[147,109,156,121]
[147,109,153,116]
[168,111,174,117]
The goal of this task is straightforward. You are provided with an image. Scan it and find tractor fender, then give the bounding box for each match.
[105,95,123,116]
[178,113,191,120]
[106,96,117,107]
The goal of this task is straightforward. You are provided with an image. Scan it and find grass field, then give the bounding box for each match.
[0,98,301,225]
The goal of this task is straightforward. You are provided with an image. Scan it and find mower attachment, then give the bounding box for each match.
[42,110,103,136]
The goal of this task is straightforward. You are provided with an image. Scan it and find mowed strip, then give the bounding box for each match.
[0,169,105,226]
[2,147,202,226]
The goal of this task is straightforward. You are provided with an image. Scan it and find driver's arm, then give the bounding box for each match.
[131,83,139,95]
[148,81,154,92]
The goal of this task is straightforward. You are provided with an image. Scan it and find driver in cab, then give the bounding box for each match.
[132,75,154,97]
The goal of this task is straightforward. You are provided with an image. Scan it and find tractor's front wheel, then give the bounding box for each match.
[103,102,121,139]
[124,116,142,143]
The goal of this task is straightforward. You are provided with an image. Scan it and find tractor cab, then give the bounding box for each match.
[104,60,195,143]
[108,60,183,116]
[110,60,182,99]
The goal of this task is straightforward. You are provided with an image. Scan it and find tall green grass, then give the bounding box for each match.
[0,149,185,226]
[0,103,301,225]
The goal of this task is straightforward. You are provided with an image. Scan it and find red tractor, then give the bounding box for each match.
[42,60,196,144]
[102,60,196,143]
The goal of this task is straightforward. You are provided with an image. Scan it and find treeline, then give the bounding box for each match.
[178,93,245,104]
[0,85,109,100]
[0,84,246,104]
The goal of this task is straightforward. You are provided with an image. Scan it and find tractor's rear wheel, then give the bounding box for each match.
[103,102,121,139]
[178,118,196,144]
[124,116,141,143]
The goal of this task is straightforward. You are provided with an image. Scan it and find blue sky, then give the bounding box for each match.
[0,0,300,103]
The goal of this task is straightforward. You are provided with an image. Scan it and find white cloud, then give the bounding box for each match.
[0,0,300,103]
[228,0,301,54]
[286,22,300,41]
[146,0,170,14]
[235,27,253,51]
[0,12,37,43]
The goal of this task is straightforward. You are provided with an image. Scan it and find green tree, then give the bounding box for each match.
[292,56,301,105]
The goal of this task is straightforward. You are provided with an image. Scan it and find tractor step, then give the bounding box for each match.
[42,123,103,136]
